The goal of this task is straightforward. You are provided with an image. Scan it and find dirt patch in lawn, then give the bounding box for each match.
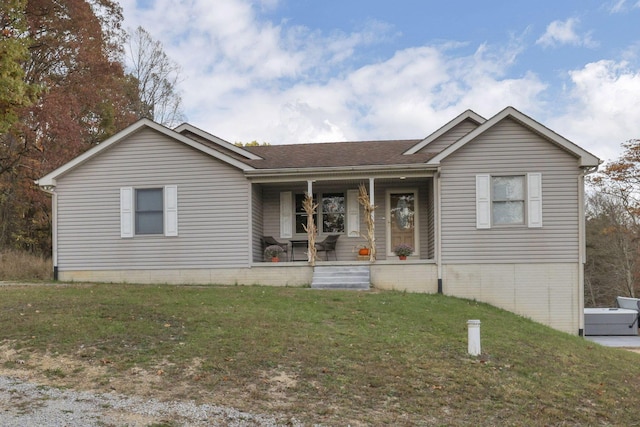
[0,342,303,417]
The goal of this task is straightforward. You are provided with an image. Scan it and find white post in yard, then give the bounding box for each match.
[467,320,481,356]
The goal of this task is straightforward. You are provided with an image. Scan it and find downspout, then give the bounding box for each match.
[435,168,443,294]
[37,184,58,280]
[53,190,58,280]
[577,169,589,336]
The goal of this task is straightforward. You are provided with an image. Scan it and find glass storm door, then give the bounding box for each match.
[387,190,418,257]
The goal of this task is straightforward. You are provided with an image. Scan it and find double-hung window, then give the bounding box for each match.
[293,192,345,234]
[320,193,345,233]
[295,193,317,234]
[281,190,358,238]
[491,176,525,225]
[136,188,164,234]
[476,173,542,229]
[120,185,178,237]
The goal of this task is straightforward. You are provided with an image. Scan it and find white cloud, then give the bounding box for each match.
[181,41,546,145]
[609,0,628,13]
[608,0,640,13]
[548,60,640,162]
[118,0,638,165]
[536,18,598,48]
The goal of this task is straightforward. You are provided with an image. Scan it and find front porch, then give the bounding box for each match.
[250,174,436,264]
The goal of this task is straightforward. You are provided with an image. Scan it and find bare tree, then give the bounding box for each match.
[126,26,185,127]
[585,191,640,306]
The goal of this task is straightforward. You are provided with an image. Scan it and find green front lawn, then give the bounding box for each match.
[1,284,638,425]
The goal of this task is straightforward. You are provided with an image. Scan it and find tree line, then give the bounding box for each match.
[586,139,640,306]
[0,0,183,253]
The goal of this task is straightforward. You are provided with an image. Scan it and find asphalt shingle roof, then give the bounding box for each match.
[242,139,435,169]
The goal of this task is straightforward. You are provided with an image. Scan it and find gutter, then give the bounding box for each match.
[244,163,438,179]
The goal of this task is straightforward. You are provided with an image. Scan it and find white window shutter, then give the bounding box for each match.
[346,189,360,237]
[527,173,543,228]
[120,187,134,238]
[280,191,292,238]
[476,175,491,229]
[164,185,178,236]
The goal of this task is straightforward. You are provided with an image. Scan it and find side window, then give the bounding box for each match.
[121,186,178,237]
[136,188,164,234]
[476,174,542,229]
[491,176,525,225]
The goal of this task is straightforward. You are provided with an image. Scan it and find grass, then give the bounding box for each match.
[1,284,640,426]
[0,250,52,281]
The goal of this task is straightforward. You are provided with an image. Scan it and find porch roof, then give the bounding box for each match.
[242,139,435,169]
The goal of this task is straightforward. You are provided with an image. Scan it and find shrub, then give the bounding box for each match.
[0,250,52,281]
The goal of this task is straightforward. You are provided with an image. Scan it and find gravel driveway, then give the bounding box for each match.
[0,375,302,426]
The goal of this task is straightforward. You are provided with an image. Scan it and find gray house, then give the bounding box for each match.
[37,106,600,335]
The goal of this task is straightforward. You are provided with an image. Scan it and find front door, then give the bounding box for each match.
[387,190,419,257]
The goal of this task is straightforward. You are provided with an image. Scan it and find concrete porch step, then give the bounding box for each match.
[311,265,370,290]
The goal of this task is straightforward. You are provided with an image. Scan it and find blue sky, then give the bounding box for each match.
[120,0,640,161]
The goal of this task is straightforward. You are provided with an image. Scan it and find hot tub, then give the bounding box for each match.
[584,308,638,336]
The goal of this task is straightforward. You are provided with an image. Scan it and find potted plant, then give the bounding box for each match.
[393,243,414,260]
[264,245,284,262]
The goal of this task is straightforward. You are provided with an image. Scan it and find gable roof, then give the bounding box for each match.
[242,139,433,170]
[173,123,262,160]
[37,106,601,188]
[37,118,255,187]
[403,109,486,155]
[426,106,601,168]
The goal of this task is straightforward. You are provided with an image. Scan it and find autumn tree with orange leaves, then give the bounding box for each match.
[0,0,141,253]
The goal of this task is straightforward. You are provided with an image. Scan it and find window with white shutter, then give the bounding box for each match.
[120,186,178,237]
[475,174,542,229]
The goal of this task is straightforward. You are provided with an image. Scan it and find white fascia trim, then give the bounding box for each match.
[247,167,435,184]
[426,106,601,167]
[174,123,262,160]
[37,119,255,188]
[403,109,486,155]
[245,163,437,178]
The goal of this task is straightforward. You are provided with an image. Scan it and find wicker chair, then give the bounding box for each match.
[315,235,340,261]
[261,236,289,261]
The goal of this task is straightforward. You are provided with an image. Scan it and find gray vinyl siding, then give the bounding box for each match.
[55,128,250,270]
[440,118,581,263]
[418,119,479,154]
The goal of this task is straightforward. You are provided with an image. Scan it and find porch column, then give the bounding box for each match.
[369,177,375,221]
[307,180,313,195]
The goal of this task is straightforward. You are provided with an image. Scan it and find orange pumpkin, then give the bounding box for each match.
[358,248,370,256]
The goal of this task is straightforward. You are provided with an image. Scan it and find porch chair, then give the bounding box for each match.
[261,236,289,261]
[315,234,340,261]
